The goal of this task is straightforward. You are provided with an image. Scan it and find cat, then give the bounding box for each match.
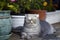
[21,14,41,39]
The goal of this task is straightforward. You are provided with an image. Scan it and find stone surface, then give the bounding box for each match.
[9,23,60,40]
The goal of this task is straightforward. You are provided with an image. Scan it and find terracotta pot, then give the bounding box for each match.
[29,10,46,21]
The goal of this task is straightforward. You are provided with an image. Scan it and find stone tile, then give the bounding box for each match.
[9,23,60,40]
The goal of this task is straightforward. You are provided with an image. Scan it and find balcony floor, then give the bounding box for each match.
[9,23,60,40]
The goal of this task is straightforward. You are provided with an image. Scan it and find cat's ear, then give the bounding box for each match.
[35,14,39,17]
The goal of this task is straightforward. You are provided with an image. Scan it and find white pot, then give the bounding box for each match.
[12,15,25,28]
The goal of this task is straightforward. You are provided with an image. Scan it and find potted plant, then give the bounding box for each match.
[29,0,46,21]
[0,0,17,40]
[19,0,55,20]
[0,0,20,15]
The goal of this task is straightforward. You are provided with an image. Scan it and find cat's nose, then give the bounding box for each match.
[28,17,31,20]
[31,21,34,24]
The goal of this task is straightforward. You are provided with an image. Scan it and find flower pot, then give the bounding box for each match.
[0,34,12,40]
[0,10,12,36]
[12,15,25,28]
[29,10,46,21]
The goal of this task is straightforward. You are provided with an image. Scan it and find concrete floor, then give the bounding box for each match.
[9,23,60,40]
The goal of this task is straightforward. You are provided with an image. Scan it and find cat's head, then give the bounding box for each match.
[25,14,39,25]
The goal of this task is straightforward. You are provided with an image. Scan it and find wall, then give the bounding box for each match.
[46,10,60,24]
